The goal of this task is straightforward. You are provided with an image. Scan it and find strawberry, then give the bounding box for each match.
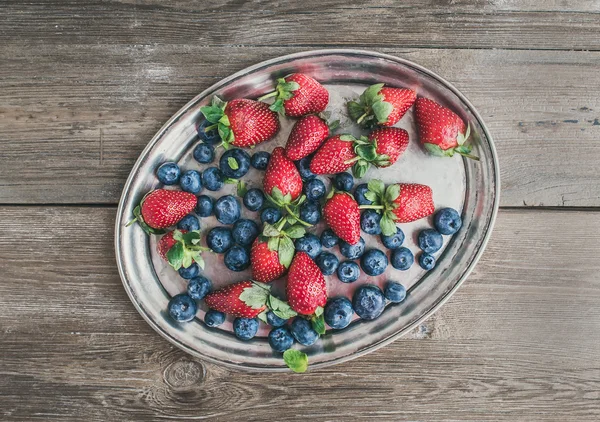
[205,280,267,318]
[368,127,410,167]
[286,252,327,316]
[284,115,331,161]
[322,192,361,245]
[348,83,416,128]
[259,73,329,117]
[414,97,478,160]
[263,147,303,202]
[200,96,279,148]
[251,239,287,283]
[157,229,209,270]
[128,189,196,234]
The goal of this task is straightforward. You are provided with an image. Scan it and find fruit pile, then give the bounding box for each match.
[129,73,473,372]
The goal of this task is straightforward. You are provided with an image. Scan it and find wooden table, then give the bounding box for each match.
[1,1,599,420]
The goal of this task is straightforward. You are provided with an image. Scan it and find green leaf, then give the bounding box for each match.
[372,100,393,124]
[236,180,247,197]
[166,242,184,270]
[314,306,324,317]
[283,349,308,373]
[355,144,377,161]
[218,124,231,143]
[268,295,297,320]
[278,236,295,268]
[196,256,206,270]
[285,225,306,239]
[239,284,270,309]
[311,313,326,335]
[268,237,280,252]
[286,215,297,225]
[270,186,285,204]
[257,310,269,324]
[380,216,397,237]
[327,119,340,131]
[199,105,223,123]
[269,99,284,113]
[181,251,193,269]
[362,83,385,105]
[352,161,368,179]
[385,184,401,202]
[227,157,239,170]
[181,231,201,244]
[339,134,356,142]
[455,145,472,155]
[283,193,292,204]
[223,177,238,185]
[281,81,300,92]
[423,143,447,157]
[347,101,365,121]
[218,114,230,126]
[172,230,184,241]
[263,223,281,237]
[211,96,226,109]
[368,179,385,196]
[364,191,378,202]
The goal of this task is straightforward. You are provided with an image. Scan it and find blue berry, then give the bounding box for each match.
[261,207,282,225]
[295,234,322,259]
[177,214,200,232]
[296,156,316,180]
[268,327,295,352]
[202,167,224,191]
[384,282,406,303]
[315,252,339,276]
[337,261,360,283]
[233,317,259,340]
[187,276,212,300]
[419,253,436,270]
[324,297,354,329]
[220,148,251,179]
[204,310,225,327]
[354,183,372,205]
[206,227,233,253]
[178,263,200,279]
[224,246,250,272]
[180,170,203,194]
[334,172,354,191]
[360,249,388,276]
[196,195,214,217]
[299,200,321,225]
[320,229,339,248]
[390,247,414,270]
[214,195,241,225]
[304,178,326,201]
[418,229,443,253]
[168,293,197,322]
[434,207,462,235]
[156,162,180,185]
[290,317,319,346]
[266,311,288,327]
[360,210,382,235]
[339,237,365,259]
[352,285,385,320]
[232,219,259,246]
[251,151,270,170]
[381,227,405,250]
[243,188,265,211]
[193,143,215,164]
[197,119,220,144]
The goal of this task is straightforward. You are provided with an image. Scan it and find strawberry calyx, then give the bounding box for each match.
[165,229,210,271]
[266,187,313,228]
[259,221,305,268]
[127,204,166,235]
[199,96,235,149]
[238,281,298,322]
[347,83,394,128]
[258,77,301,114]
[423,123,480,161]
[359,179,401,237]
[338,134,389,178]
[310,306,326,335]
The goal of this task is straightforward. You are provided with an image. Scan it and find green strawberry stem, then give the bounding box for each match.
[344,156,362,165]
[276,218,287,232]
[457,150,480,161]
[284,205,312,227]
[204,123,218,132]
[359,204,384,210]
[356,112,369,124]
[257,91,278,101]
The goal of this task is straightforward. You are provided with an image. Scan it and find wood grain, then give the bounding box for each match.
[1,206,599,421]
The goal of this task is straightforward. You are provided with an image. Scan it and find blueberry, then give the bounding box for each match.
[193,143,215,164]
[337,260,360,283]
[268,327,295,352]
[204,310,225,327]
[206,227,233,253]
[384,281,406,303]
[187,276,212,300]
[295,234,322,259]
[390,247,414,270]
[324,297,354,329]
[196,195,214,217]
[339,237,365,259]
[202,167,224,191]
[354,183,372,205]
[243,188,265,212]
[315,252,339,276]
[177,214,200,232]
[434,207,462,235]
[168,293,197,322]
[197,118,220,145]
[296,156,315,180]
[381,227,405,250]
[180,170,203,194]
[418,229,443,253]
[232,219,259,246]
[214,195,241,225]
[304,178,326,201]
[334,172,354,191]
[299,200,321,225]
[251,151,270,170]
[156,162,180,185]
[220,148,251,179]
[224,246,250,272]
[261,207,282,225]
[352,285,385,320]
[178,263,200,279]
[419,253,436,270]
[360,210,382,235]
[266,311,288,327]
[233,317,259,340]
[290,317,319,346]
[360,249,388,276]
[320,229,339,248]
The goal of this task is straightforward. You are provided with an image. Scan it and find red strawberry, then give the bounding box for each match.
[348,83,416,127]
[204,280,267,318]
[129,189,196,234]
[415,97,478,160]
[263,147,303,202]
[322,192,361,245]
[200,97,279,148]
[284,115,330,161]
[157,230,182,260]
[251,238,287,283]
[286,252,327,316]
[368,127,409,167]
[259,73,329,117]
[157,229,208,270]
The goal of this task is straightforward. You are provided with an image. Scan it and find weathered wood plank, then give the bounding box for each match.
[1,207,599,420]
[1,46,600,206]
